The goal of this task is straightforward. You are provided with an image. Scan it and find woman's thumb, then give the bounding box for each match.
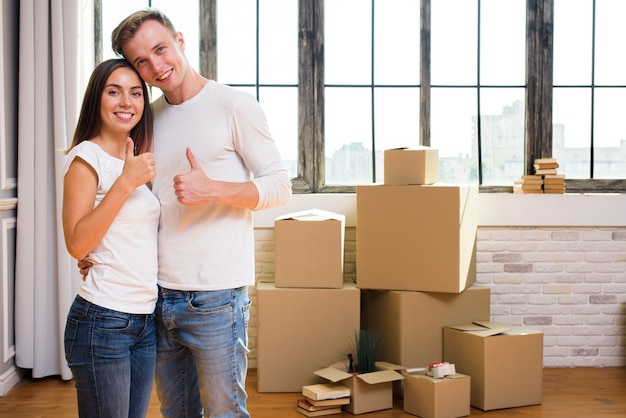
[126,137,135,158]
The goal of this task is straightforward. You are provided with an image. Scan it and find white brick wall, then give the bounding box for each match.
[476,227,626,367]
[250,226,626,369]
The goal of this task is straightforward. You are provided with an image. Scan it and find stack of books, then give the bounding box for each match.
[297,383,350,417]
[543,174,566,194]
[533,158,559,175]
[535,158,565,194]
[513,158,566,194]
[513,174,544,194]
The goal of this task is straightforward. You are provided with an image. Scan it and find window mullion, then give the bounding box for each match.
[525,0,554,174]
[199,0,216,80]
[295,0,324,193]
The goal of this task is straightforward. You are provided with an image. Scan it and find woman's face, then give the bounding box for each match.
[99,67,145,135]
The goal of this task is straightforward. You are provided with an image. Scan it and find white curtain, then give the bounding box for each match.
[15,0,92,379]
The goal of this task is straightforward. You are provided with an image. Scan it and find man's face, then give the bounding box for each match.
[122,20,187,95]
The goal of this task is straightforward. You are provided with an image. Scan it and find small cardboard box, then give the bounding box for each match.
[274,209,345,288]
[313,361,405,415]
[256,281,360,392]
[403,371,471,418]
[356,184,478,293]
[361,286,490,372]
[443,321,543,411]
[384,147,439,185]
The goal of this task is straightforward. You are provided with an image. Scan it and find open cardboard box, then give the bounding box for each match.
[443,321,543,411]
[274,208,345,288]
[312,361,405,415]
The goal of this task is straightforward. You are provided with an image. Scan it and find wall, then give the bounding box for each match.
[0,0,19,396]
[248,193,626,369]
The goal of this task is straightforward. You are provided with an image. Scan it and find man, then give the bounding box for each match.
[108,8,291,417]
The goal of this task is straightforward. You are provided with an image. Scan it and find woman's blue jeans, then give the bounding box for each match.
[64,295,157,418]
[154,286,251,418]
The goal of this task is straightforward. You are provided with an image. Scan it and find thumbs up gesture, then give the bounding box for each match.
[120,137,156,188]
[173,147,213,205]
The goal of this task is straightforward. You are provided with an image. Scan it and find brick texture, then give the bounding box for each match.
[251,226,626,369]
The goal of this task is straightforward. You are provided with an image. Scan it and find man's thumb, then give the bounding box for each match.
[186,147,199,169]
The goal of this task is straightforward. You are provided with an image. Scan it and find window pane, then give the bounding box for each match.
[480,0,526,85]
[374,0,420,85]
[552,88,591,179]
[217,0,257,84]
[593,88,626,178]
[431,88,478,183]
[325,0,372,85]
[553,0,592,85]
[595,0,626,85]
[259,0,298,85]
[479,89,525,185]
[431,0,477,85]
[258,87,298,178]
[374,87,420,183]
[102,0,152,60]
[374,88,420,151]
[325,88,373,185]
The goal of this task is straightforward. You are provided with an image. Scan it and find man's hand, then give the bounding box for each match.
[173,147,212,205]
[77,258,93,281]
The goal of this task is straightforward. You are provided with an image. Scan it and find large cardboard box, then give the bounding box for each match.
[403,371,471,418]
[360,286,490,369]
[256,281,360,392]
[384,147,439,185]
[356,184,478,293]
[274,209,345,288]
[443,321,543,411]
[313,361,405,415]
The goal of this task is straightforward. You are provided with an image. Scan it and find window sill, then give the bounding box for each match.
[254,192,626,228]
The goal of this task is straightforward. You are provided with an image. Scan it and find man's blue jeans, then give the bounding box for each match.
[64,295,157,418]
[155,286,251,418]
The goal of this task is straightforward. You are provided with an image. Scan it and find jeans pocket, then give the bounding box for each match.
[94,311,131,332]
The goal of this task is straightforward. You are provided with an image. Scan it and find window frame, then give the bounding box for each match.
[95,0,625,194]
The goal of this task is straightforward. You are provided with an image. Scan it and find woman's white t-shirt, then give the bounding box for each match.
[64,141,159,314]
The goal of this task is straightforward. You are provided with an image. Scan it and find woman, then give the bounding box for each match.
[62,58,158,418]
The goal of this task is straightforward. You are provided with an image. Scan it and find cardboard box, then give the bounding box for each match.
[384,147,439,185]
[360,286,490,370]
[256,281,360,392]
[443,321,543,411]
[403,371,471,418]
[274,209,345,288]
[313,361,405,415]
[356,184,478,293]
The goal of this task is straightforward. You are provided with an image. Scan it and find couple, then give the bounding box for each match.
[62,8,291,418]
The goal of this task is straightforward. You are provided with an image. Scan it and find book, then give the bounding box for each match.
[543,174,565,184]
[302,383,350,401]
[297,398,345,412]
[303,396,351,407]
[296,406,342,417]
[535,168,558,175]
[534,157,558,166]
[521,183,542,190]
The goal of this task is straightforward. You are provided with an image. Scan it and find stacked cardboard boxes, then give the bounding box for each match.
[357,147,543,415]
[256,209,361,393]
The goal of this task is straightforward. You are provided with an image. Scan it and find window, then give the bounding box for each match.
[96,0,625,193]
[553,0,626,181]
